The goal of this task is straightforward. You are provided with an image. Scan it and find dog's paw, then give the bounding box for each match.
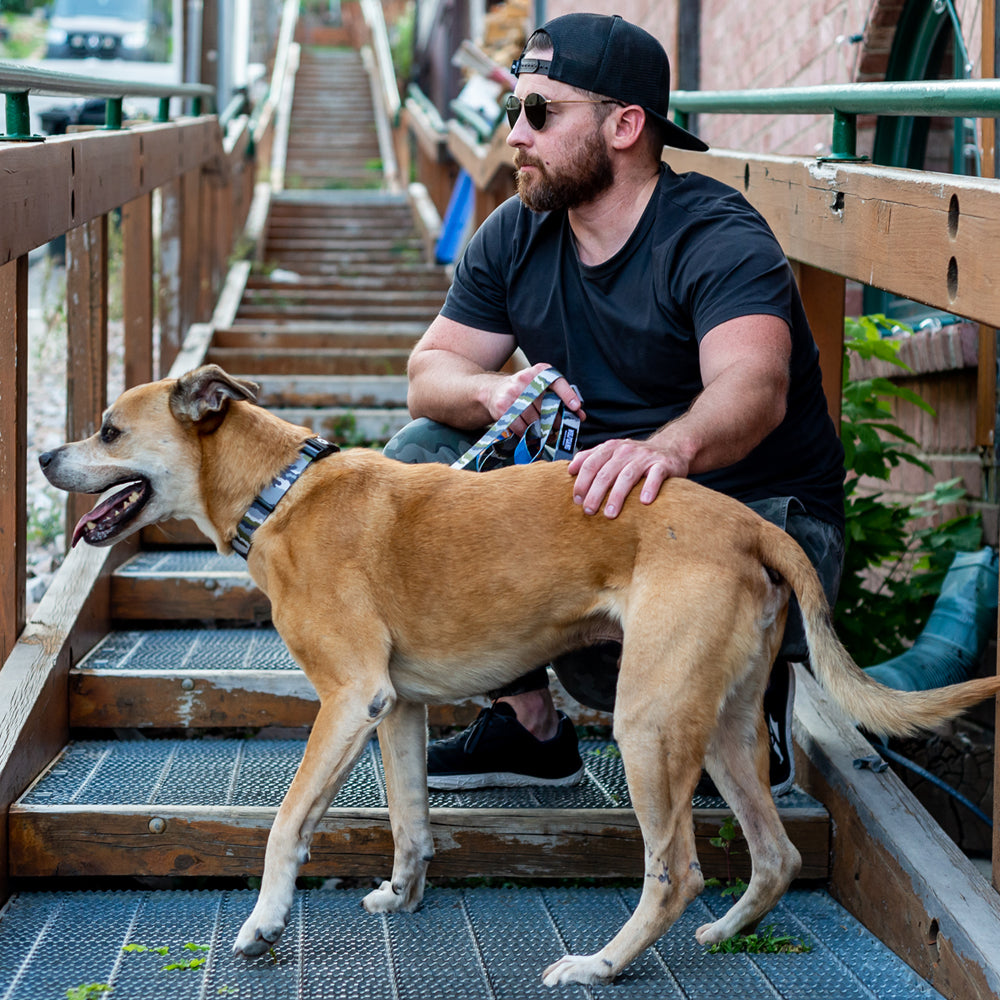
[542,954,615,986]
[233,908,288,958]
[362,879,421,914]
[695,918,733,946]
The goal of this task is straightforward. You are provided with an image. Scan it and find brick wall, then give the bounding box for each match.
[545,0,986,156]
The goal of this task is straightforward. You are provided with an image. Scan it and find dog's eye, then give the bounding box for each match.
[100,424,121,444]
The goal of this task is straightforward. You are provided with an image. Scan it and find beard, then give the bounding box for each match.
[514,125,614,212]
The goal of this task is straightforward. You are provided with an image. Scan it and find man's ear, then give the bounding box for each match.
[170,365,260,425]
[609,104,647,151]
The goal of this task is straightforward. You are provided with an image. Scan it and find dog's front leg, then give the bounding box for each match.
[234,695,389,957]
[364,698,433,914]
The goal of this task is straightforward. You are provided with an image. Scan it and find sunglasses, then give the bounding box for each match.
[504,92,619,131]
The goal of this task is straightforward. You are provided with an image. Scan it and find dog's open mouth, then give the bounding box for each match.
[72,479,151,547]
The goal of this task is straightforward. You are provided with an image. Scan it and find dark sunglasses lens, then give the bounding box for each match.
[504,94,547,130]
[523,93,547,129]
[504,94,520,129]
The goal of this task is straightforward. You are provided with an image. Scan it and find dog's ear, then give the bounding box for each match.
[170,365,260,426]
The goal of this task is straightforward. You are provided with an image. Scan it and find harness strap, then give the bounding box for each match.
[231,437,339,559]
[450,367,582,471]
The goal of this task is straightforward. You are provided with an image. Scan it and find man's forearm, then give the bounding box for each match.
[406,349,500,430]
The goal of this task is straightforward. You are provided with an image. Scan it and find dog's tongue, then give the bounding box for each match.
[72,482,145,547]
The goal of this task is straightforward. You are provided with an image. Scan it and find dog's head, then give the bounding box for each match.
[39,365,259,547]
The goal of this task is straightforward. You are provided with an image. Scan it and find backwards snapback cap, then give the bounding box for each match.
[511,12,708,152]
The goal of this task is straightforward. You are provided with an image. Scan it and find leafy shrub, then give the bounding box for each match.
[835,316,983,667]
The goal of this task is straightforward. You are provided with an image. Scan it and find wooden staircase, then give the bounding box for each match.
[6,41,942,1000]
[6,46,833,897]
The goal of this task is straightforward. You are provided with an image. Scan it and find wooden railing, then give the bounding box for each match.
[0,0,298,900]
[398,75,1000,994]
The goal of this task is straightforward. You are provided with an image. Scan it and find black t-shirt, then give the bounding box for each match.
[441,164,845,528]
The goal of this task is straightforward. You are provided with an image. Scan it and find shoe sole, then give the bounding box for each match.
[426,766,585,791]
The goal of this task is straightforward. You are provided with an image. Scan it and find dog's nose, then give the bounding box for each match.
[39,450,55,470]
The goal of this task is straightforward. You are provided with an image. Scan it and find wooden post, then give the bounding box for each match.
[122,192,155,388]
[65,216,109,548]
[790,261,845,431]
[0,257,28,667]
[158,179,184,375]
[181,168,203,331]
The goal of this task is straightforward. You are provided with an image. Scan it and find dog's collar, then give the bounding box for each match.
[231,437,339,559]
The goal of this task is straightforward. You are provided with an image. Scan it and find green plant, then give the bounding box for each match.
[707,925,812,954]
[66,986,112,1000]
[706,815,745,890]
[836,316,983,666]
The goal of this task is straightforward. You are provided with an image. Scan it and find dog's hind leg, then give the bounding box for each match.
[364,698,434,914]
[234,685,394,957]
[542,634,713,986]
[697,665,801,945]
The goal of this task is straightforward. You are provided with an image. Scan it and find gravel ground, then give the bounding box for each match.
[25,250,125,614]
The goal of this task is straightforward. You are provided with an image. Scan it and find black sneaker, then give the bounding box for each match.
[764,660,796,797]
[426,703,584,790]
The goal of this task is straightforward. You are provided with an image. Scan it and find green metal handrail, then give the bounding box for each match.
[669,78,1000,159]
[0,58,214,141]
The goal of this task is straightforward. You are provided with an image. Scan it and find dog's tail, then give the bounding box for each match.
[755,523,1000,737]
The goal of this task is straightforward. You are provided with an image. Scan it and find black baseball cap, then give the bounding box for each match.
[511,12,708,152]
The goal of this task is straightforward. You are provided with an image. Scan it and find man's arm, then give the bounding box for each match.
[408,315,584,435]
[568,313,791,518]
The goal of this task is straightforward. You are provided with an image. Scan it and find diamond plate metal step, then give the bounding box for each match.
[9,738,830,881]
[0,886,944,999]
[69,624,609,730]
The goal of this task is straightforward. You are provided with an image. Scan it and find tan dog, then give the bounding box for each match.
[39,365,1000,986]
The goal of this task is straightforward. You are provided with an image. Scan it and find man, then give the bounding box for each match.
[384,12,845,797]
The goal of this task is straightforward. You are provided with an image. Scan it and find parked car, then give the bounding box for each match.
[45,0,153,60]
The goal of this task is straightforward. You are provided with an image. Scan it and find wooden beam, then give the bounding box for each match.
[0,119,224,263]
[795,666,1000,1000]
[666,149,1000,328]
[122,192,154,388]
[0,257,27,667]
[791,262,845,429]
[65,216,109,550]
[7,803,830,882]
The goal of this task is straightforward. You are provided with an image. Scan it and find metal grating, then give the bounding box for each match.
[0,886,944,999]
[117,551,250,575]
[18,737,819,813]
[78,628,296,673]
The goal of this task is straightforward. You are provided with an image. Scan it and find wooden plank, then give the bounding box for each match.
[110,571,272,622]
[7,803,829,881]
[794,665,1000,1000]
[157,177,184,374]
[65,217,109,550]
[180,168,203,335]
[666,148,1000,329]
[0,536,134,901]
[121,192,154,388]
[0,119,224,263]
[0,257,28,667]
[66,668,613,731]
[791,261,844,429]
[204,347,410,375]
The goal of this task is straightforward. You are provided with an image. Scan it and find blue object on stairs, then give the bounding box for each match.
[864,546,999,691]
[435,169,475,264]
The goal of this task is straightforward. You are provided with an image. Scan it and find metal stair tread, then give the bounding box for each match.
[15,736,824,815]
[0,886,944,1000]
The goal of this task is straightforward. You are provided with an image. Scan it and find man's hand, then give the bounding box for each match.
[567,438,688,519]
[487,362,585,436]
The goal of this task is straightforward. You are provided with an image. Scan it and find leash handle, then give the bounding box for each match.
[451,366,581,471]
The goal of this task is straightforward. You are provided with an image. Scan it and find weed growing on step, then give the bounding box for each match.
[65,985,112,1000]
[708,926,812,955]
